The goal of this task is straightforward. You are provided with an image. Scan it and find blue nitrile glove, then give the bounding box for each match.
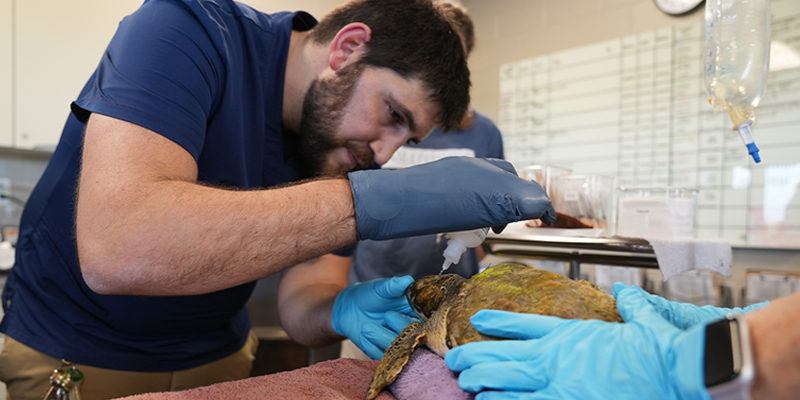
[358,310,420,355]
[614,282,769,330]
[445,286,713,400]
[348,157,556,240]
[332,276,418,360]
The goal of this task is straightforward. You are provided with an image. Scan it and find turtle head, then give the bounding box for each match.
[406,273,465,320]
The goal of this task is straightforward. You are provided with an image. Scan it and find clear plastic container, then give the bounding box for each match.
[703,0,771,163]
[552,174,615,230]
[518,165,571,197]
[616,187,699,240]
[518,165,572,215]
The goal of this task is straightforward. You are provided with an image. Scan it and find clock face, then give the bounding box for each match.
[653,0,704,15]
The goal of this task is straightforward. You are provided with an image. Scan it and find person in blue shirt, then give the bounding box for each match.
[0,0,556,398]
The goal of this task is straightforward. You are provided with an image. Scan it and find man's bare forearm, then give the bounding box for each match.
[80,178,356,295]
[745,290,800,400]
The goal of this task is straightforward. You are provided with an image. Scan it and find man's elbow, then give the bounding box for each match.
[81,269,119,295]
[78,242,140,295]
[79,258,123,295]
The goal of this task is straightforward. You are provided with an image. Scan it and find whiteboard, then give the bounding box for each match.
[498,1,800,248]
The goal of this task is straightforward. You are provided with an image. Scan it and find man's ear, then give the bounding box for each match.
[328,23,371,71]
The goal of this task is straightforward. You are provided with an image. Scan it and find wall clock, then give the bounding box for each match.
[654,0,704,16]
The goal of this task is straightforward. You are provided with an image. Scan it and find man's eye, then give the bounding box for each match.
[390,107,403,124]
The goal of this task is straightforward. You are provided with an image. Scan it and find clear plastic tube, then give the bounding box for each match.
[703,0,771,163]
[735,121,761,163]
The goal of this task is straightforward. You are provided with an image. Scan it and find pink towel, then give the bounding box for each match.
[389,347,474,400]
[113,358,396,400]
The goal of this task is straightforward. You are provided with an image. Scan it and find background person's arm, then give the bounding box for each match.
[278,253,416,358]
[277,254,351,348]
[77,114,358,296]
[745,290,800,400]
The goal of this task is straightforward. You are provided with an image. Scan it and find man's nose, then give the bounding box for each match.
[370,131,407,165]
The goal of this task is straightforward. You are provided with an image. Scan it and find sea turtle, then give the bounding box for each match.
[366,262,623,399]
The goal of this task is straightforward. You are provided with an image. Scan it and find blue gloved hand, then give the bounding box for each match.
[444,286,712,400]
[613,282,768,330]
[357,310,420,356]
[348,157,556,240]
[332,276,417,360]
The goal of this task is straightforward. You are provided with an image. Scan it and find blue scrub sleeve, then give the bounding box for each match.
[72,0,224,160]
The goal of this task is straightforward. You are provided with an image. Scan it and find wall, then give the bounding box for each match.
[462,0,706,120]
[244,0,343,14]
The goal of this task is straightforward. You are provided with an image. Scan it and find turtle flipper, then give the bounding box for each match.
[366,321,427,399]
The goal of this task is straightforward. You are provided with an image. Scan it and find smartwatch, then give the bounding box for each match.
[704,315,755,400]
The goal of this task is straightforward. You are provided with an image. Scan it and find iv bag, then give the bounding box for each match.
[703,0,771,162]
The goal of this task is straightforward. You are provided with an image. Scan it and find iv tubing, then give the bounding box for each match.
[735,121,761,163]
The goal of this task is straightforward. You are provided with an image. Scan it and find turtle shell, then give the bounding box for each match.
[445,263,623,347]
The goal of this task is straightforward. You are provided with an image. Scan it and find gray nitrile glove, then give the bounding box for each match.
[348,157,556,240]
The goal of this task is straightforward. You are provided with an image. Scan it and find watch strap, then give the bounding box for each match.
[705,316,754,400]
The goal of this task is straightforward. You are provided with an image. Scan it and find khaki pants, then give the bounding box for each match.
[0,331,258,400]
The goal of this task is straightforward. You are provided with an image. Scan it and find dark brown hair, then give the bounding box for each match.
[309,0,470,131]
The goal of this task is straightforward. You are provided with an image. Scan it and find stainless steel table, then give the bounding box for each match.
[482,229,658,280]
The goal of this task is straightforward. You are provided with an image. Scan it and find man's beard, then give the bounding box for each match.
[298,63,374,176]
